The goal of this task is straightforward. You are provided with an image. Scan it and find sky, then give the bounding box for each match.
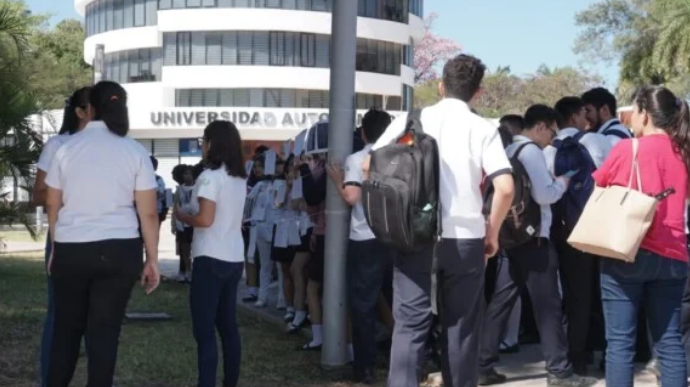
[26,0,619,85]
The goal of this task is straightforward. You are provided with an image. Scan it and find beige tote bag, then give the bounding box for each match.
[567,139,658,262]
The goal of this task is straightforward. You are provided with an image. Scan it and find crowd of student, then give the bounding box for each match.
[29,52,690,387]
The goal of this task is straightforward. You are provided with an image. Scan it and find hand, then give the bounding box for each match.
[326,161,344,184]
[484,232,499,259]
[141,261,160,295]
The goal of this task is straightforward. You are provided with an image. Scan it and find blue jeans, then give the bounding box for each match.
[190,257,243,387]
[40,235,52,387]
[601,249,687,387]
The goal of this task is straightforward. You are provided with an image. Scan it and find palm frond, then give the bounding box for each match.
[0,3,30,59]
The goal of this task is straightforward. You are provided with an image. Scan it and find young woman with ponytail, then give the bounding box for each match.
[592,85,690,386]
[44,81,161,386]
[32,86,90,387]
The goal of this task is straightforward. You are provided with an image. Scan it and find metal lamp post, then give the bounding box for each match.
[321,0,358,368]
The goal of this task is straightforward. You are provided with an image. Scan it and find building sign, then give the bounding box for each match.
[179,138,201,156]
[149,109,402,130]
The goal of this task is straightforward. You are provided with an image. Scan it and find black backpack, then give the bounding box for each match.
[483,142,541,250]
[362,109,440,253]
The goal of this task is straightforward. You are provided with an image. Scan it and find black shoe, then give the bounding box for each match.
[354,369,376,385]
[499,344,520,354]
[546,374,597,387]
[242,294,258,303]
[479,369,507,385]
[573,363,589,376]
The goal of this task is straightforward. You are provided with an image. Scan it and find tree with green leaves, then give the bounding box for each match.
[414,65,600,118]
[0,0,43,236]
[574,0,690,99]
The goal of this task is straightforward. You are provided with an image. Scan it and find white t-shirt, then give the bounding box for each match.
[37,134,70,173]
[45,121,158,243]
[344,144,375,241]
[598,118,632,149]
[191,167,247,263]
[373,99,512,239]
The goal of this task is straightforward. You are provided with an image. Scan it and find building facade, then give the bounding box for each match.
[74,0,424,186]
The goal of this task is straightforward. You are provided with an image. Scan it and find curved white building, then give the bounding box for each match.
[74,0,423,182]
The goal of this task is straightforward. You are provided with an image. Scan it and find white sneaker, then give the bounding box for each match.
[255,300,267,308]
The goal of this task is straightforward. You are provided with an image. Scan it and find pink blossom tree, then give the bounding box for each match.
[414,13,462,83]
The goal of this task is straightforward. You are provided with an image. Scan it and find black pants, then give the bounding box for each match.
[480,238,571,378]
[555,238,598,368]
[48,238,143,387]
[387,238,485,387]
[347,239,392,378]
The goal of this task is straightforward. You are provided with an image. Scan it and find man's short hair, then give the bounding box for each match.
[442,54,486,102]
[554,97,584,128]
[523,104,560,129]
[581,87,617,116]
[499,114,524,135]
[361,108,392,144]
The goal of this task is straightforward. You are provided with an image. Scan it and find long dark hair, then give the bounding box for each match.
[89,81,129,137]
[203,120,247,178]
[59,87,91,135]
[632,85,690,174]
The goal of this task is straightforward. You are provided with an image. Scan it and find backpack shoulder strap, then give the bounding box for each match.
[512,141,537,160]
[406,109,424,133]
[573,130,590,141]
[604,129,631,139]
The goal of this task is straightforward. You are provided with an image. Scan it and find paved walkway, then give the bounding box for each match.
[1,222,666,386]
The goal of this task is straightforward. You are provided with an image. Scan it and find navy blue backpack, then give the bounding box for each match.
[552,132,598,233]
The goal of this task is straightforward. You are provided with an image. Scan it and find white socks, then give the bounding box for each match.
[310,324,323,346]
[293,310,307,325]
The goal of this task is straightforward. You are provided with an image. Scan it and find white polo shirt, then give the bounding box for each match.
[45,121,158,243]
[344,144,375,241]
[191,167,247,263]
[372,99,512,239]
[37,133,70,173]
[506,135,567,238]
[598,119,631,149]
[543,127,611,176]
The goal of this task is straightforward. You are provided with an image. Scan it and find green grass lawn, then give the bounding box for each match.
[0,253,389,387]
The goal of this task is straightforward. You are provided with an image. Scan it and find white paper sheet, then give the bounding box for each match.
[290,177,303,199]
[288,221,302,245]
[273,180,286,206]
[247,227,258,259]
[274,222,289,248]
[283,140,293,157]
[264,150,277,175]
[294,129,308,155]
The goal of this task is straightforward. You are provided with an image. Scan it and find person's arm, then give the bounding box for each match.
[328,155,361,206]
[33,138,61,206]
[176,171,218,228]
[46,187,62,255]
[521,145,567,205]
[133,153,162,294]
[481,129,515,257]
